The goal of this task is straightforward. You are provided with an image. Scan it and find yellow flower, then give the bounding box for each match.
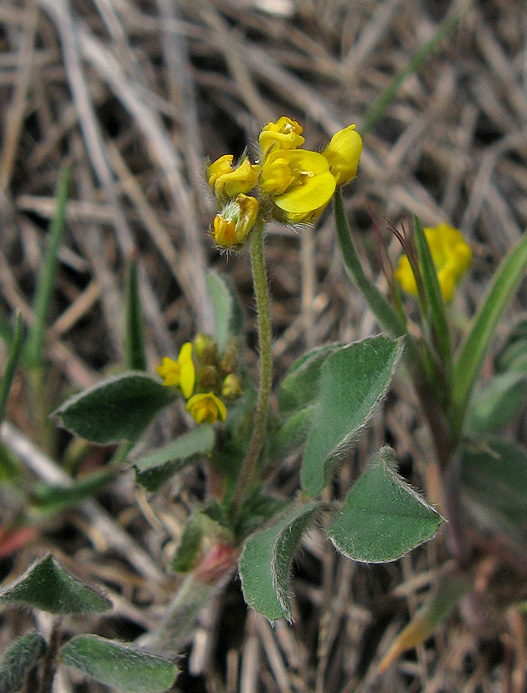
[211,194,259,248]
[395,224,472,302]
[322,124,363,186]
[187,392,227,424]
[259,117,305,159]
[260,149,336,223]
[156,342,195,398]
[207,155,260,202]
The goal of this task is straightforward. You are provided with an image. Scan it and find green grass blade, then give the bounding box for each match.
[124,253,146,371]
[413,216,452,394]
[26,164,71,367]
[0,311,25,423]
[452,230,527,433]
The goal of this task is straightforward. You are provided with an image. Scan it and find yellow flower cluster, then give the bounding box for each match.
[207,116,363,247]
[157,338,241,425]
[395,224,472,302]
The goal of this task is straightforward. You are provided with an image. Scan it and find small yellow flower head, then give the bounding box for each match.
[211,194,259,248]
[395,224,472,302]
[260,149,336,223]
[156,342,196,398]
[207,155,260,202]
[259,117,305,159]
[187,392,227,424]
[322,124,363,186]
[221,373,242,399]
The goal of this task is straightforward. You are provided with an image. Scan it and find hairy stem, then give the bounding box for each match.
[38,618,62,693]
[229,222,272,522]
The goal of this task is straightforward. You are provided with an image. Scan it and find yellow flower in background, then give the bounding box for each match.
[395,224,472,302]
[187,392,227,424]
[322,124,363,186]
[260,149,336,223]
[259,117,305,159]
[156,342,195,398]
[207,155,260,201]
[212,194,259,248]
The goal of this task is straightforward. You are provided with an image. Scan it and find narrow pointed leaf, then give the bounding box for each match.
[59,635,178,692]
[134,425,215,491]
[125,254,146,371]
[0,311,24,424]
[239,502,320,621]
[465,371,527,437]
[413,216,452,383]
[301,336,403,496]
[461,438,527,547]
[0,631,47,693]
[206,270,243,353]
[453,229,527,430]
[54,372,176,444]
[0,554,111,614]
[26,165,71,367]
[328,446,443,562]
[30,467,118,515]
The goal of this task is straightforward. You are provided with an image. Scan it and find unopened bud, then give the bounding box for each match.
[221,374,242,399]
[199,365,219,391]
[211,194,259,249]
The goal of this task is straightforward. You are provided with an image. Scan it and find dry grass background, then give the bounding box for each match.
[1,0,527,690]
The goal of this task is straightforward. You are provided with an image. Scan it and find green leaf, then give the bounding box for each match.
[0,554,112,614]
[0,311,25,424]
[172,505,226,573]
[301,336,403,496]
[413,216,452,386]
[239,501,320,621]
[461,438,527,547]
[0,631,47,693]
[206,270,243,353]
[265,405,317,467]
[234,490,289,541]
[495,319,527,373]
[465,371,527,437]
[134,425,215,492]
[125,254,147,371]
[328,446,443,562]
[30,467,118,515]
[452,230,527,433]
[26,165,71,367]
[54,372,176,444]
[59,635,178,692]
[278,343,343,413]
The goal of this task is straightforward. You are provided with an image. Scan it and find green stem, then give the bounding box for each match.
[145,573,227,654]
[229,222,272,522]
[333,192,424,372]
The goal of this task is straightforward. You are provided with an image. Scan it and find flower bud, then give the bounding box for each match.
[193,333,214,359]
[221,373,242,399]
[199,365,219,391]
[322,124,363,186]
[211,194,259,249]
[220,348,238,375]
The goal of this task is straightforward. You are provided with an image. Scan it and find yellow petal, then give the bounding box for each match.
[259,116,305,158]
[156,357,181,387]
[322,124,363,186]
